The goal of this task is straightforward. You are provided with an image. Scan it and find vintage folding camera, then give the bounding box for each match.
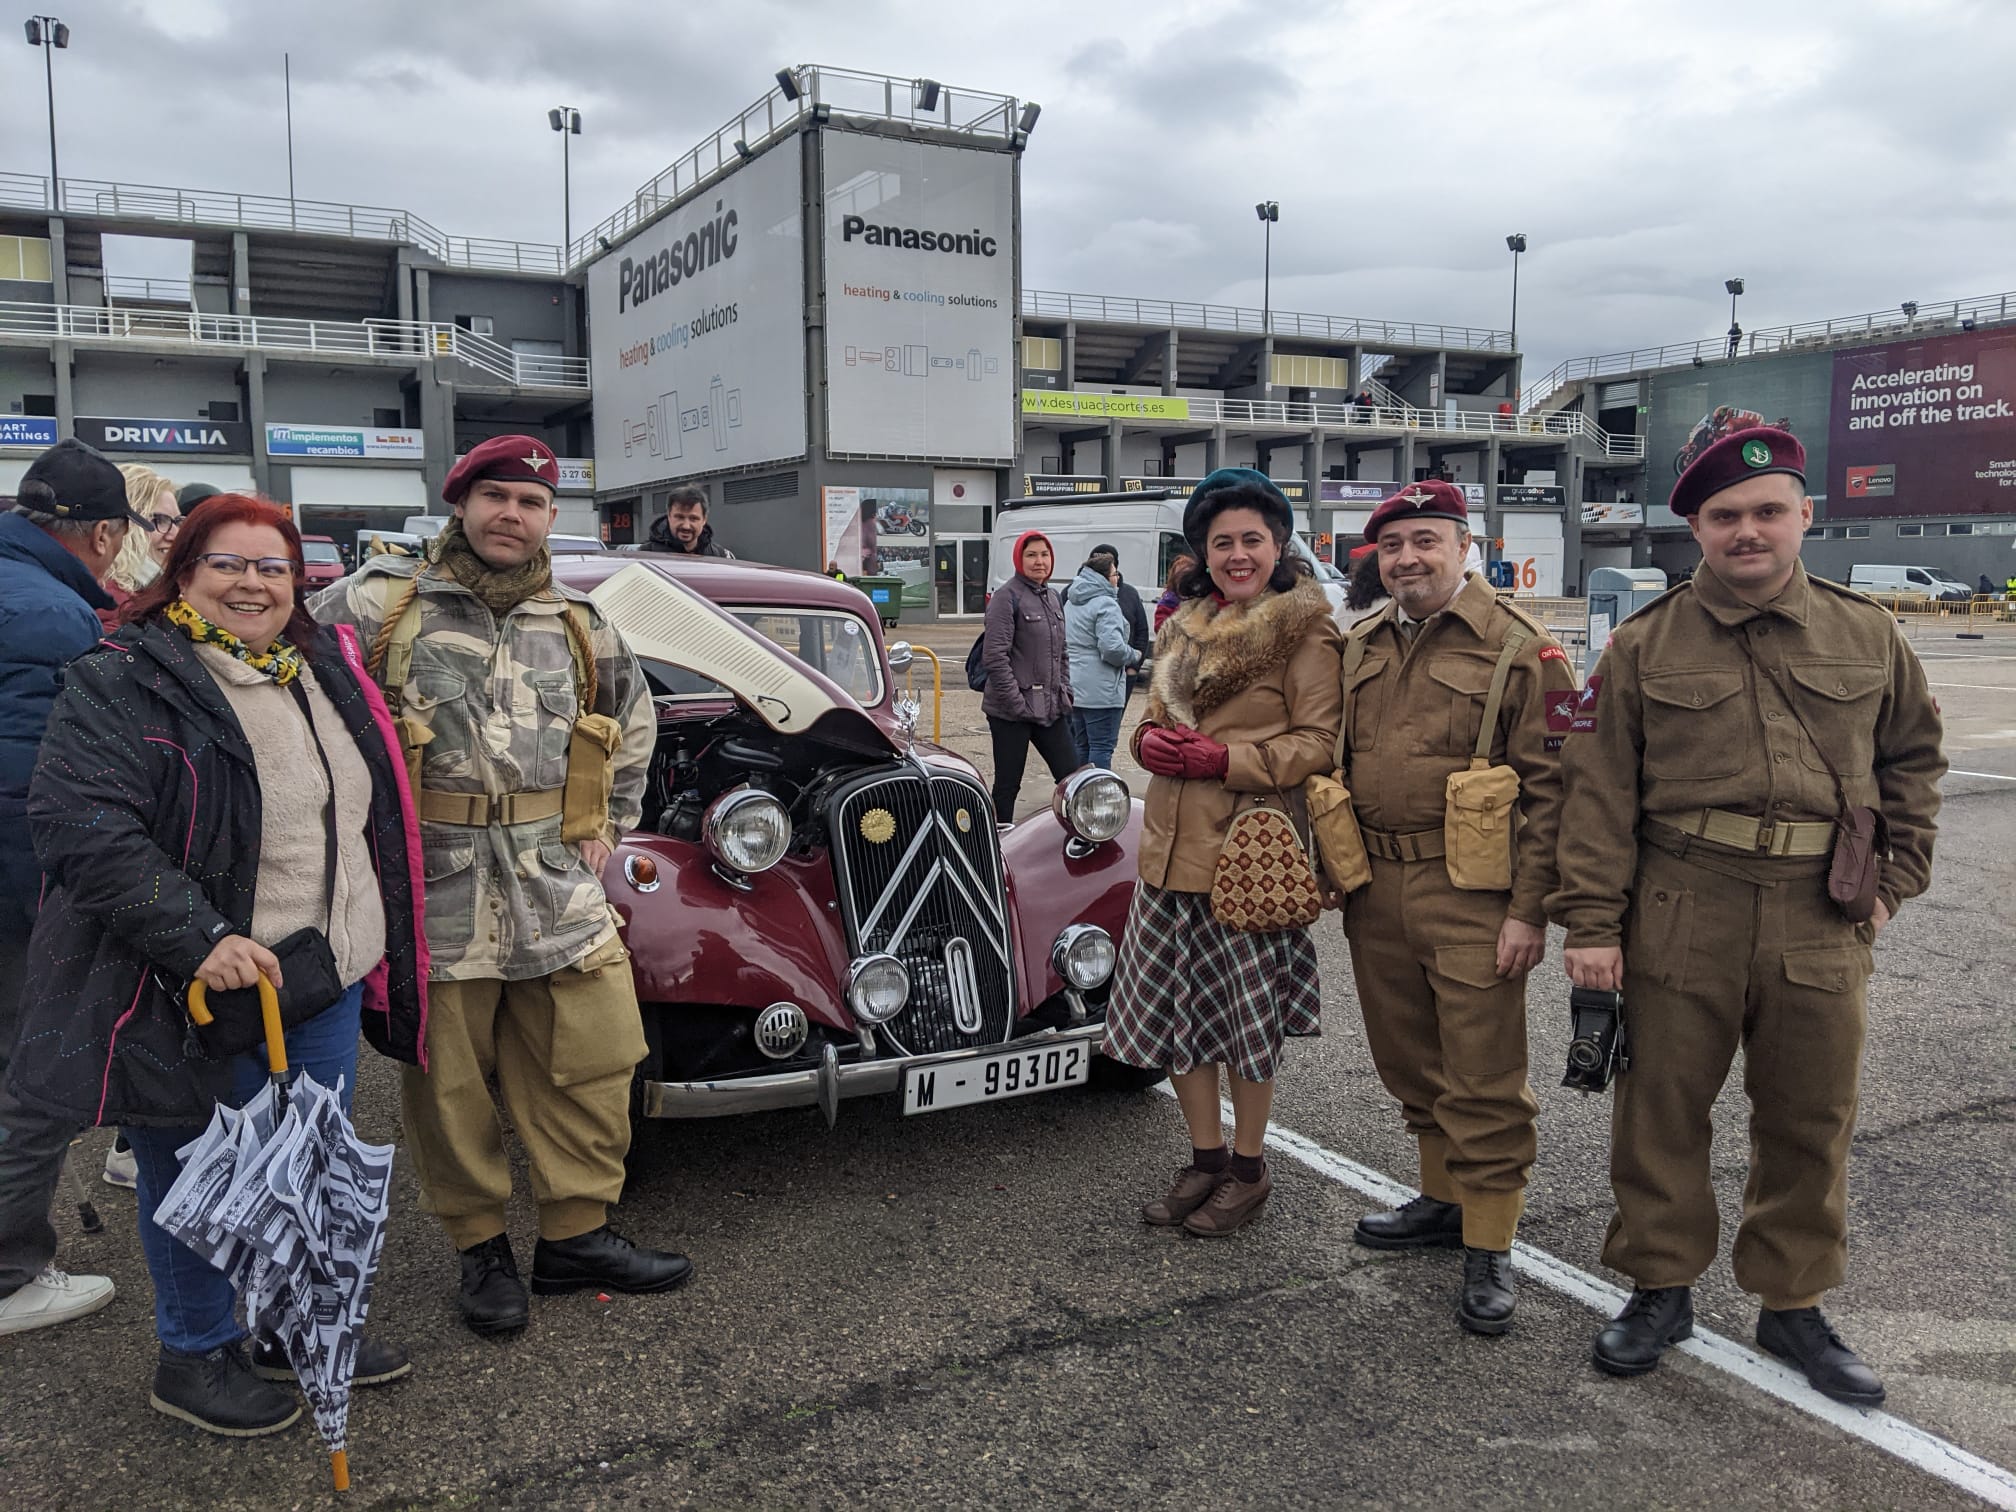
[1562,987,1629,1094]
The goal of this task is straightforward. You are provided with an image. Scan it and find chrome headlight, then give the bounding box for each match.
[845,953,910,1023]
[1052,924,1116,990]
[703,788,791,874]
[1056,768,1130,844]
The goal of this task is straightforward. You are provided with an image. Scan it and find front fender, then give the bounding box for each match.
[1000,797,1144,1010]
[605,835,857,1032]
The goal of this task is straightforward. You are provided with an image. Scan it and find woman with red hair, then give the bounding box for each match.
[11,494,428,1437]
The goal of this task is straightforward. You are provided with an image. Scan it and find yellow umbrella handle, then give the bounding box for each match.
[186,973,288,1077]
[331,1449,350,1491]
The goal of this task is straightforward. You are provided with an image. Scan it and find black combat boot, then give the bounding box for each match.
[1593,1286,1694,1376]
[531,1225,694,1295]
[150,1340,301,1437]
[1458,1247,1516,1334]
[459,1234,530,1336]
[1353,1193,1464,1250]
[252,1332,413,1386]
[1757,1306,1885,1407]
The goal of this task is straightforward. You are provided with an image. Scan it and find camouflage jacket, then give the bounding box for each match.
[311,557,655,983]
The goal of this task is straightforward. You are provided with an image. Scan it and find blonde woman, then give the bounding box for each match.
[103,464,181,609]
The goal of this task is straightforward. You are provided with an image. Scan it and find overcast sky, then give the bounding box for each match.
[7,0,2012,383]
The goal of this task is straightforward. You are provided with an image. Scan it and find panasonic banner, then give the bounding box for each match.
[822,134,1015,459]
[587,146,806,491]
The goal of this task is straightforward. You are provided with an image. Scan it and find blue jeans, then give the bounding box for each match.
[1069,705,1125,770]
[126,982,362,1354]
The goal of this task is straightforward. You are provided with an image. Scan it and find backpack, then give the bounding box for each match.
[965,632,988,692]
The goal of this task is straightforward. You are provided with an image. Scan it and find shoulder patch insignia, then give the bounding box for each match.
[1537,644,1568,665]
[1547,673,1603,733]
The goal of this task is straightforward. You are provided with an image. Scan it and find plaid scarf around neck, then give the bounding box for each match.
[164,597,305,685]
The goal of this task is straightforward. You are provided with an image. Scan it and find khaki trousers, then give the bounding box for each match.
[1344,855,1539,1250]
[1604,837,1872,1311]
[402,935,648,1250]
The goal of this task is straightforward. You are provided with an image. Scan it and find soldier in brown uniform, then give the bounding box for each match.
[1338,481,1579,1334]
[1551,427,1944,1404]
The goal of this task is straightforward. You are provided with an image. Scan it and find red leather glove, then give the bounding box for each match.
[1173,731,1230,780]
[1139,726,1230,780]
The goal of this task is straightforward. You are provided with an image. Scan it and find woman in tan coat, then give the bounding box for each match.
[1103,470,1343,1236]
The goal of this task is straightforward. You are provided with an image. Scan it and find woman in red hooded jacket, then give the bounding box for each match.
[979,530,1080,820]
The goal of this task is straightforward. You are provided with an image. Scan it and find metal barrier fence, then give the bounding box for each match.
[1864,594,2016,624]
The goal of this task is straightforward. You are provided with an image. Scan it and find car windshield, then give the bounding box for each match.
[640,608,885,707]
[301,542,341,564]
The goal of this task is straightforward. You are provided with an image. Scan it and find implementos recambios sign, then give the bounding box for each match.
[265,425,425,460]
[587,147,806,492]
[823,134,1015,460]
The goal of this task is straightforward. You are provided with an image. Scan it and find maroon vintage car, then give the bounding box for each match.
[554,555,1155,1125]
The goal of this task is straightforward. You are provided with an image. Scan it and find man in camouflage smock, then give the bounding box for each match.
[312,435,691,1335]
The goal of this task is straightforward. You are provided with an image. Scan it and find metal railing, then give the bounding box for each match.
[1021,289,1512,351]
[103,275,193,304]
[0,170,566,277]
[1522,289,2016,411]
[573,64,1024,268]
[0,300,588,388]
[1025,389,1644,457]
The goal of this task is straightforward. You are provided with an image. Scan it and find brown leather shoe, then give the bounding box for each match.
[1141,1166,1229,1226]
[1182,1169,1272,1237]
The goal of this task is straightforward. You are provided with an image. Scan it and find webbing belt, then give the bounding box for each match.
[1359,825,1447,862]
[1649,809,1834,858]
[419,788,566,826]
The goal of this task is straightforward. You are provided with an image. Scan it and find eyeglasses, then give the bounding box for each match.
[192,552,299,581]
[147,513,182,535]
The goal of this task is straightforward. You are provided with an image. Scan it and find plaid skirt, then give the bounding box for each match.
[1102,883,1321,1083]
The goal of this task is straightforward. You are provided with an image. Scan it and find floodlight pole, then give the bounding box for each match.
[26,15,67,204]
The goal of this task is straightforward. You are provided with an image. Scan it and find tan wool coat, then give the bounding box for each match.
[1132,574,1344,892]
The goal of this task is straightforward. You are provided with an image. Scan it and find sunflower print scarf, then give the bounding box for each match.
[164,597,306,686]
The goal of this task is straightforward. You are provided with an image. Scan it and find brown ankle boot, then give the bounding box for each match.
[1182,1167,1272,1236]
[1141,1166,1230,1226]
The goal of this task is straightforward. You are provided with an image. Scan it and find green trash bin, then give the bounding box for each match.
[849,575,905,629]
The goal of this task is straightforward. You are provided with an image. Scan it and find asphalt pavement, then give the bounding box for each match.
[2,619,2011,1511]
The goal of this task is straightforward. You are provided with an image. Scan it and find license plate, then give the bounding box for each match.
[901,1041,1090,1115]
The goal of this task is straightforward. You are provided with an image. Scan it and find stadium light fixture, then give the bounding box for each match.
[1018,102,1041,134]
[733,138,754,161]
[548,106,582,257]
[775,67,802,101]
[1255,201,1280,337]
[1900,300,1918,320]
[915,77,942,114]
[1506,234,1528,351]
[1725,277,1744,358]
[23,15,69,203]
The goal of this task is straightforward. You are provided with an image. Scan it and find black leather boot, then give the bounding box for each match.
[1458,1247,1516,1334]
[252,1332,413,1386]
[531,1226,694,1296]
[459,1234,530,1336]
[150,1341,301,1437]
[1757,1306,1886,1407]
[1353,1193,1464,1250]
[1593,1286,1694,1376]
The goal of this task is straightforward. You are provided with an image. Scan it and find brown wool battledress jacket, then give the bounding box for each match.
[1548,562,1946,945]
[1132,575,1344,893]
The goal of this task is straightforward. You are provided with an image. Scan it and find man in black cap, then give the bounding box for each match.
[0,437,144,1336]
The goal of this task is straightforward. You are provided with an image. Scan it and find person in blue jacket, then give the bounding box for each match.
[1064,548,1143,769]
[0,437,147,1339]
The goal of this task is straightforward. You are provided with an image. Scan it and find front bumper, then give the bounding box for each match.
[638,1020,1109,1123]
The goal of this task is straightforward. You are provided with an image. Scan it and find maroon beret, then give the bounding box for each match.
[1669,426,1805,517]
[442,434,559,505]
[1364,479,1469,542]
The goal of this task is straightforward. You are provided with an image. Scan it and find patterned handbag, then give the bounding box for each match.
[1209,751,1324,934]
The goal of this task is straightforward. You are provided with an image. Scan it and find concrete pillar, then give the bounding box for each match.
[414,269,432,326]
[1105,419,1123,489]
[1562,451,1585,592]
[52,340,73,430]
[230,232,251,315]
[1344,344,1363,392]
[420,370,455,504]
[1429,351,1448,410]
[395,251,414,326]
[1061,320,1077,391]
[246,353,269,495]
[1396,432,1416,483]
[1163,328,1179,397]
[48,217,68,306]
[1206,425,1225,473]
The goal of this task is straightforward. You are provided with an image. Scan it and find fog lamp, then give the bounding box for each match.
[1052,924,1117,990]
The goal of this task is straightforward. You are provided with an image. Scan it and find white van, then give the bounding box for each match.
[1847,564,1971,603]
[990,492,1348,615]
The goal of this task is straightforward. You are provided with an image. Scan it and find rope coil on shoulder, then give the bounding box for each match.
[367,575,425,683]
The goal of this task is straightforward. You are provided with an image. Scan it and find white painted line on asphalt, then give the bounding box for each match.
[1949,769,2016,782]
[1161,1088,2016,1510]
[1927,682,2016,691]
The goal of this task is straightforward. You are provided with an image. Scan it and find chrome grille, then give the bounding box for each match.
[829,768,1014,1055]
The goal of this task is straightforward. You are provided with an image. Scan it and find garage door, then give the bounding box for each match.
[1500,510,1564,595]
[288,466,426,510]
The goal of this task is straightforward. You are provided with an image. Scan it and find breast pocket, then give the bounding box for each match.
[1640,668,1747,780]
[528,671,578,789]
[1346,653,1391,752]
[419,830,479,955]
[1785,661,1886,778]
[1426,655,1494,755]
[402,667,471,780]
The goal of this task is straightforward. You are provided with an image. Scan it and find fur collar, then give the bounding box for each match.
[1149,575,1331,726]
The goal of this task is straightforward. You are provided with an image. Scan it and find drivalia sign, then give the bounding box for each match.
[76,416,252,454]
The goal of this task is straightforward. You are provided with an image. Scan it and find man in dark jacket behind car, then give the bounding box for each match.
[0,438,146,1337]
[645,483,734,557]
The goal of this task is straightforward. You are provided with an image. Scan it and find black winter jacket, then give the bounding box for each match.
[645,515,733,556]
[6,619,427,1128]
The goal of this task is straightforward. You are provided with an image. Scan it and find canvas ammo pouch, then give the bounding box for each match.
[1443,628,1530,892]
[1313,633,1377,895]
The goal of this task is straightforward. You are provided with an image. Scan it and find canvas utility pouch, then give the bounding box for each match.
[561,712,624,843]
[393,715,432,801]
[1305,773,1371,895]
[1828,805,1889,923]
[1444,759,1520,892]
